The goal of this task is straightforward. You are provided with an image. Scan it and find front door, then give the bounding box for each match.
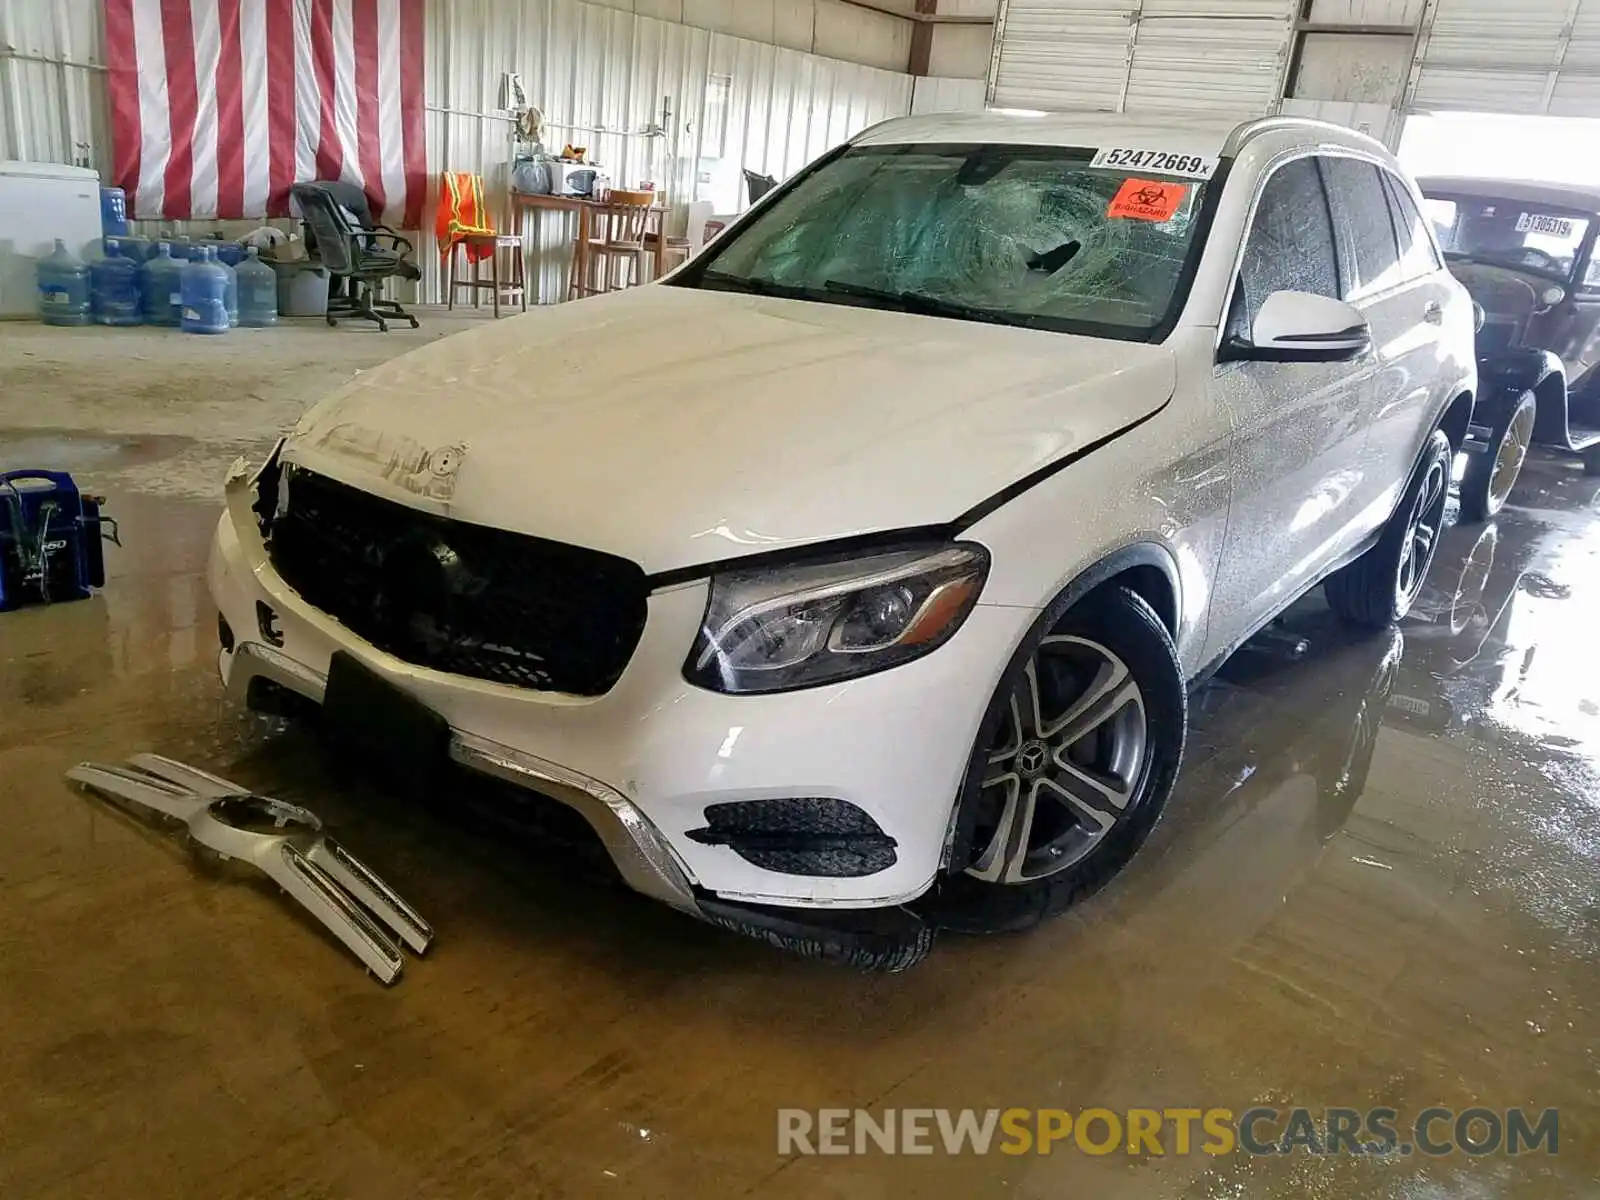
[1206,155,1376,657]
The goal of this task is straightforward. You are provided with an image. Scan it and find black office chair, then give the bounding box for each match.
[744,169,779,205]
[290,182,420,332]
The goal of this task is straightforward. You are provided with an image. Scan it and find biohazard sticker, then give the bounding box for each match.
[1108,178,1188,222]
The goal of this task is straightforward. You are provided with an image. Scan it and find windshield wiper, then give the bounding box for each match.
[820,279,1015,326]
[696,270,810,298]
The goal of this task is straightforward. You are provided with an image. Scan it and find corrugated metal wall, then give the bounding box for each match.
[1410,0,1600,118]
[989,0,1297,120]
[428,0,912,302]
[1,0,911,303]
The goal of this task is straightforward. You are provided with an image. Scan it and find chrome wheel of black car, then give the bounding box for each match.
[1397,451,1449,608]
[968,636,1149,883]
[1461,390,1536,523]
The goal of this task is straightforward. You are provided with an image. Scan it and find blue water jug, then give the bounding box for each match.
[91,239,143,326]
[101,187,129,236]
[215,242,244,267]
[235,247,279,327]
[113,235,152,263]
[140,242,184,326]
[219,257,239,327]
[180,246,230,334]
[37,239,91,326]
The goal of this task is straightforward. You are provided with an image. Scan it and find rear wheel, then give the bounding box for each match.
[927,586,1185,933]
[1583,444,1600,476]
[1325,429,1452,628]
[1460,390,1535,522]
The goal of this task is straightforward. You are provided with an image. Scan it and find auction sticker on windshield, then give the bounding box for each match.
[1090,148,1218,179]
[1515,212,1574,237]
[1108,178,1188,222]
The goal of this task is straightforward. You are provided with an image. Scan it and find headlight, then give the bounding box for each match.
[1541,285,1566,307]
[686,543,989,694]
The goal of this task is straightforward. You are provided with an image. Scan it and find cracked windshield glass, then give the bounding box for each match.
[688,143,1209,339]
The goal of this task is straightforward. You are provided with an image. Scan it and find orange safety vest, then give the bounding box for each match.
[436,171,496,263]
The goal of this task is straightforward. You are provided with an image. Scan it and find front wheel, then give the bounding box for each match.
[1460,390,1535,522]
[926,585,1186,933]
[1325,429,1453,628]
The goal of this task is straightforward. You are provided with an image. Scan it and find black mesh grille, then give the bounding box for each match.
[687,798,898,878]
[265,467,649,696]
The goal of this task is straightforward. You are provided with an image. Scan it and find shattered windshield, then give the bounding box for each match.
[1423,194,1593,282]
[678,143,1216,341]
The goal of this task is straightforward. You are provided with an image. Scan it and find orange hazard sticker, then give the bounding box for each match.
[1107,178,1188,222]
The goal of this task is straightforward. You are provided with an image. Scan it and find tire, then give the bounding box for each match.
[1584,444,1600,476]
[924,585,1186,934]
[1459,390,1536,522]
[1325,428,1452,628]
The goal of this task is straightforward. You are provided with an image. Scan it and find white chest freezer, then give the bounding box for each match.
[0,161,103,319]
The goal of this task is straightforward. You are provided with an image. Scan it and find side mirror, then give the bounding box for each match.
[1221,290,1372,364]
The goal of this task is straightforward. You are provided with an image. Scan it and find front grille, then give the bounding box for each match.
[265,467,649,695]
[687,797,898,877]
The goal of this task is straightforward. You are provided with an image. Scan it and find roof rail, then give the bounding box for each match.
[1221,115,1354,157]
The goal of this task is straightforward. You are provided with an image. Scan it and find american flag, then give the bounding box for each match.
[104,0,426,227]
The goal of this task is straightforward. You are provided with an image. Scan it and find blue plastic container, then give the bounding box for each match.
[100,187,129,236]
[91,239,142,326]
[140,243,184,326]
[219,257,239,327]
[112,235,152,263]
[215,242,245,267]
[36,239,91,326]
[180,246,230,334]
[235,247,279,327]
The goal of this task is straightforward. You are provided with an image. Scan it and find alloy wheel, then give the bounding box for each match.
[1488,402,1535,510]
[1397,455,1449,607]
[967,636,1150,884]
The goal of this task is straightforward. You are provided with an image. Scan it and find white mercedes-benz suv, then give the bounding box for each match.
[210,113,1476,967]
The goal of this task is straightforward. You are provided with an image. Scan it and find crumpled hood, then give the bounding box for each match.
[282,285,1176,574]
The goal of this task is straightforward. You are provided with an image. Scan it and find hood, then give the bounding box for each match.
[281,286,1175,574]
[1449,261,1544,322]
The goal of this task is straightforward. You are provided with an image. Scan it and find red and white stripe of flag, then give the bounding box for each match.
[105,0,426,228]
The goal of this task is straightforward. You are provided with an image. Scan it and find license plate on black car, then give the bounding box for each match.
[322,652,451,786]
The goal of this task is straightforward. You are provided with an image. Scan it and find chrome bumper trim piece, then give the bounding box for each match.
[66,754,432,984]
[450,733,700,914]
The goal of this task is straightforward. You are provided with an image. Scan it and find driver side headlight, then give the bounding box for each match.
[685,544,990,694]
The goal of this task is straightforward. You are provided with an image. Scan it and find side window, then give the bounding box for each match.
[1382,171,1443,282]
[1227,157,1340,342]
[1321,156,1405,298]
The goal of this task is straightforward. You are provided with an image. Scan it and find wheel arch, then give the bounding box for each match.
[1048,540,1182,640]
[1438,390,1475,453]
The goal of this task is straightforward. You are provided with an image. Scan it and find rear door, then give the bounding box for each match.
[1320,155,1437,526]
[1207,155,1374,651]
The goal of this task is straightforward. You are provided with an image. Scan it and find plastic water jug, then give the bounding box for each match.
[91,239,143,326]
[180,246,230,334]
[113,235,152,263]
[215,243,245,267]
[219,257,239,327]
[235,247,279,327]
[140,243,184,326]
[36,239,91,326]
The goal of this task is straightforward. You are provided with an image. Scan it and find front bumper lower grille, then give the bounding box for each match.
[265,466,649,696]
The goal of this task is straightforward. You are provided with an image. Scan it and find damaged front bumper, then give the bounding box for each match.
[209,464,964,966]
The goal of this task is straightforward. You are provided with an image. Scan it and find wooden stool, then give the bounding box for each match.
[447,233,526,317]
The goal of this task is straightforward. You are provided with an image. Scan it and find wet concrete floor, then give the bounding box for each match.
[1,320,1597,1198]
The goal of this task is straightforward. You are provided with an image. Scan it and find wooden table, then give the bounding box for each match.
[511,191,669,301]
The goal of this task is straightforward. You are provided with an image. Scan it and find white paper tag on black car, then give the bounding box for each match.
[1090,148,1220,180]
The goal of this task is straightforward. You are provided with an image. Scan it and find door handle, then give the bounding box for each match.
[1423,300,1443,324]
